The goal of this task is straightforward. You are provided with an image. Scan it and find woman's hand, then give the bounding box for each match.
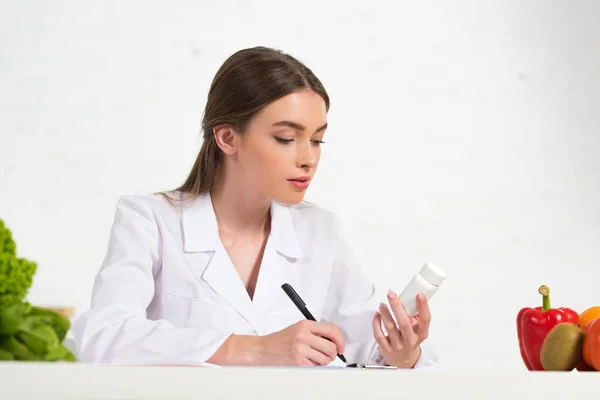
[208,320,345,367]
[372,289,431,368]
[253,320,345,366]
[255,320,345,366]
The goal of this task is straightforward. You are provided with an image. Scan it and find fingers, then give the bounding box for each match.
[414,293,431,340]
[291,342,321,366]
[302,343,334,366]
[291,325,337,366]
[307,334,338,362]
[372,312,392,353]
[305,321,345,355]
[387,289,418,345]
[378,302,402,348]
[410,315,420,327]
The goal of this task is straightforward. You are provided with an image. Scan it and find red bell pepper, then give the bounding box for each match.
[517,285,579,370]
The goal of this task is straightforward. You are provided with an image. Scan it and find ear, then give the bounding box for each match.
[213,124,239,155]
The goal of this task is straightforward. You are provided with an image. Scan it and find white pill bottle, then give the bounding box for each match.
[398,263,447,317]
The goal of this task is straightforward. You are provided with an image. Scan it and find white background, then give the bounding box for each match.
[1,0,599,371]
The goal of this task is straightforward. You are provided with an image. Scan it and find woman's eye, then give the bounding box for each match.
[274,137,294,144]
[274,136,324,146]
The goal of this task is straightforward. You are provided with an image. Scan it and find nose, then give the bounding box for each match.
[296,141,318,169]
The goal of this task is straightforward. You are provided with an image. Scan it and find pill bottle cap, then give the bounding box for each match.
[419,263,446,286]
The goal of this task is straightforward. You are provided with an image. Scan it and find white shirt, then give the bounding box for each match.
[72,192,438,368]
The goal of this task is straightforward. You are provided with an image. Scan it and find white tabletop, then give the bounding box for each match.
[1,362,599,399]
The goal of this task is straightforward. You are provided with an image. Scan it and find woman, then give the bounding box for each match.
[72,46,438,369]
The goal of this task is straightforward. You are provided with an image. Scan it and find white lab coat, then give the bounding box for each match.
[72,192,438,368]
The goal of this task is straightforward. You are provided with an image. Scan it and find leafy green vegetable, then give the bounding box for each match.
[0,253,37,310]
[0,219,16,256]
[0,348,14,360]
[0,218,75,362]
[0,335,40,361]
[0,302,27,335]
[30,306,71,342]
[45,343,76,362]
[18,325,60,356]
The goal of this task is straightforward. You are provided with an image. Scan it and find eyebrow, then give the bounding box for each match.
[272,121,328,133]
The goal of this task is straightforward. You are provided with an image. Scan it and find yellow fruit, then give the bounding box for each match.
[580,306,600,328]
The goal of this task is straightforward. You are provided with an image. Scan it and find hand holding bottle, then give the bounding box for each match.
[372,289,430,368]
[372,262,446,368]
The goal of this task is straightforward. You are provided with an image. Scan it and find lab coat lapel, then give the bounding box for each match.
[202,244,259,328]
[252,201,306,315]
[181,193,259,329]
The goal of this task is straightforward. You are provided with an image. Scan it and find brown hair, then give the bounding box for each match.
[166,46,329,202]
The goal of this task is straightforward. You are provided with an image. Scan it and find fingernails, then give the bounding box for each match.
[387,289,397,299]
[417,293,426,302]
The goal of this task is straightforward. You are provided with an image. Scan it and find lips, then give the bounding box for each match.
[288,177,310,183]
[287,177,310,190]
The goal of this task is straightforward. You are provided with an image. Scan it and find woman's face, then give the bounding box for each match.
[235,89,328,205]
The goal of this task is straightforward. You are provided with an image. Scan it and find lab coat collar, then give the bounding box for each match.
[181,192,220,252]
[270,200,305,259]
[181,192,305,259]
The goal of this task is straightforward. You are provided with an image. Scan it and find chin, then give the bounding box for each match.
[270,191,306,206]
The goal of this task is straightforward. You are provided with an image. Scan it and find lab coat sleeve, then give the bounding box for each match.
[71,196,231,365]
[320,214,439,369]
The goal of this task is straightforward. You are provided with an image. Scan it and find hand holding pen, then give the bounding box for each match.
[281,283,348,364]
[253,318,346,366]
[239,283,345,366]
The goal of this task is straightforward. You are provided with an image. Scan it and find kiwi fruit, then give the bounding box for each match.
[540,322,585,371]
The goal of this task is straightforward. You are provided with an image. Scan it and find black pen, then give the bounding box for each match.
[281,283,347,364]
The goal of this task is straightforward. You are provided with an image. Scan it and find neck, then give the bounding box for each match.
[210,165,271,234]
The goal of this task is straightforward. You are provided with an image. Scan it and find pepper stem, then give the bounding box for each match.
[538,285,550,311]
